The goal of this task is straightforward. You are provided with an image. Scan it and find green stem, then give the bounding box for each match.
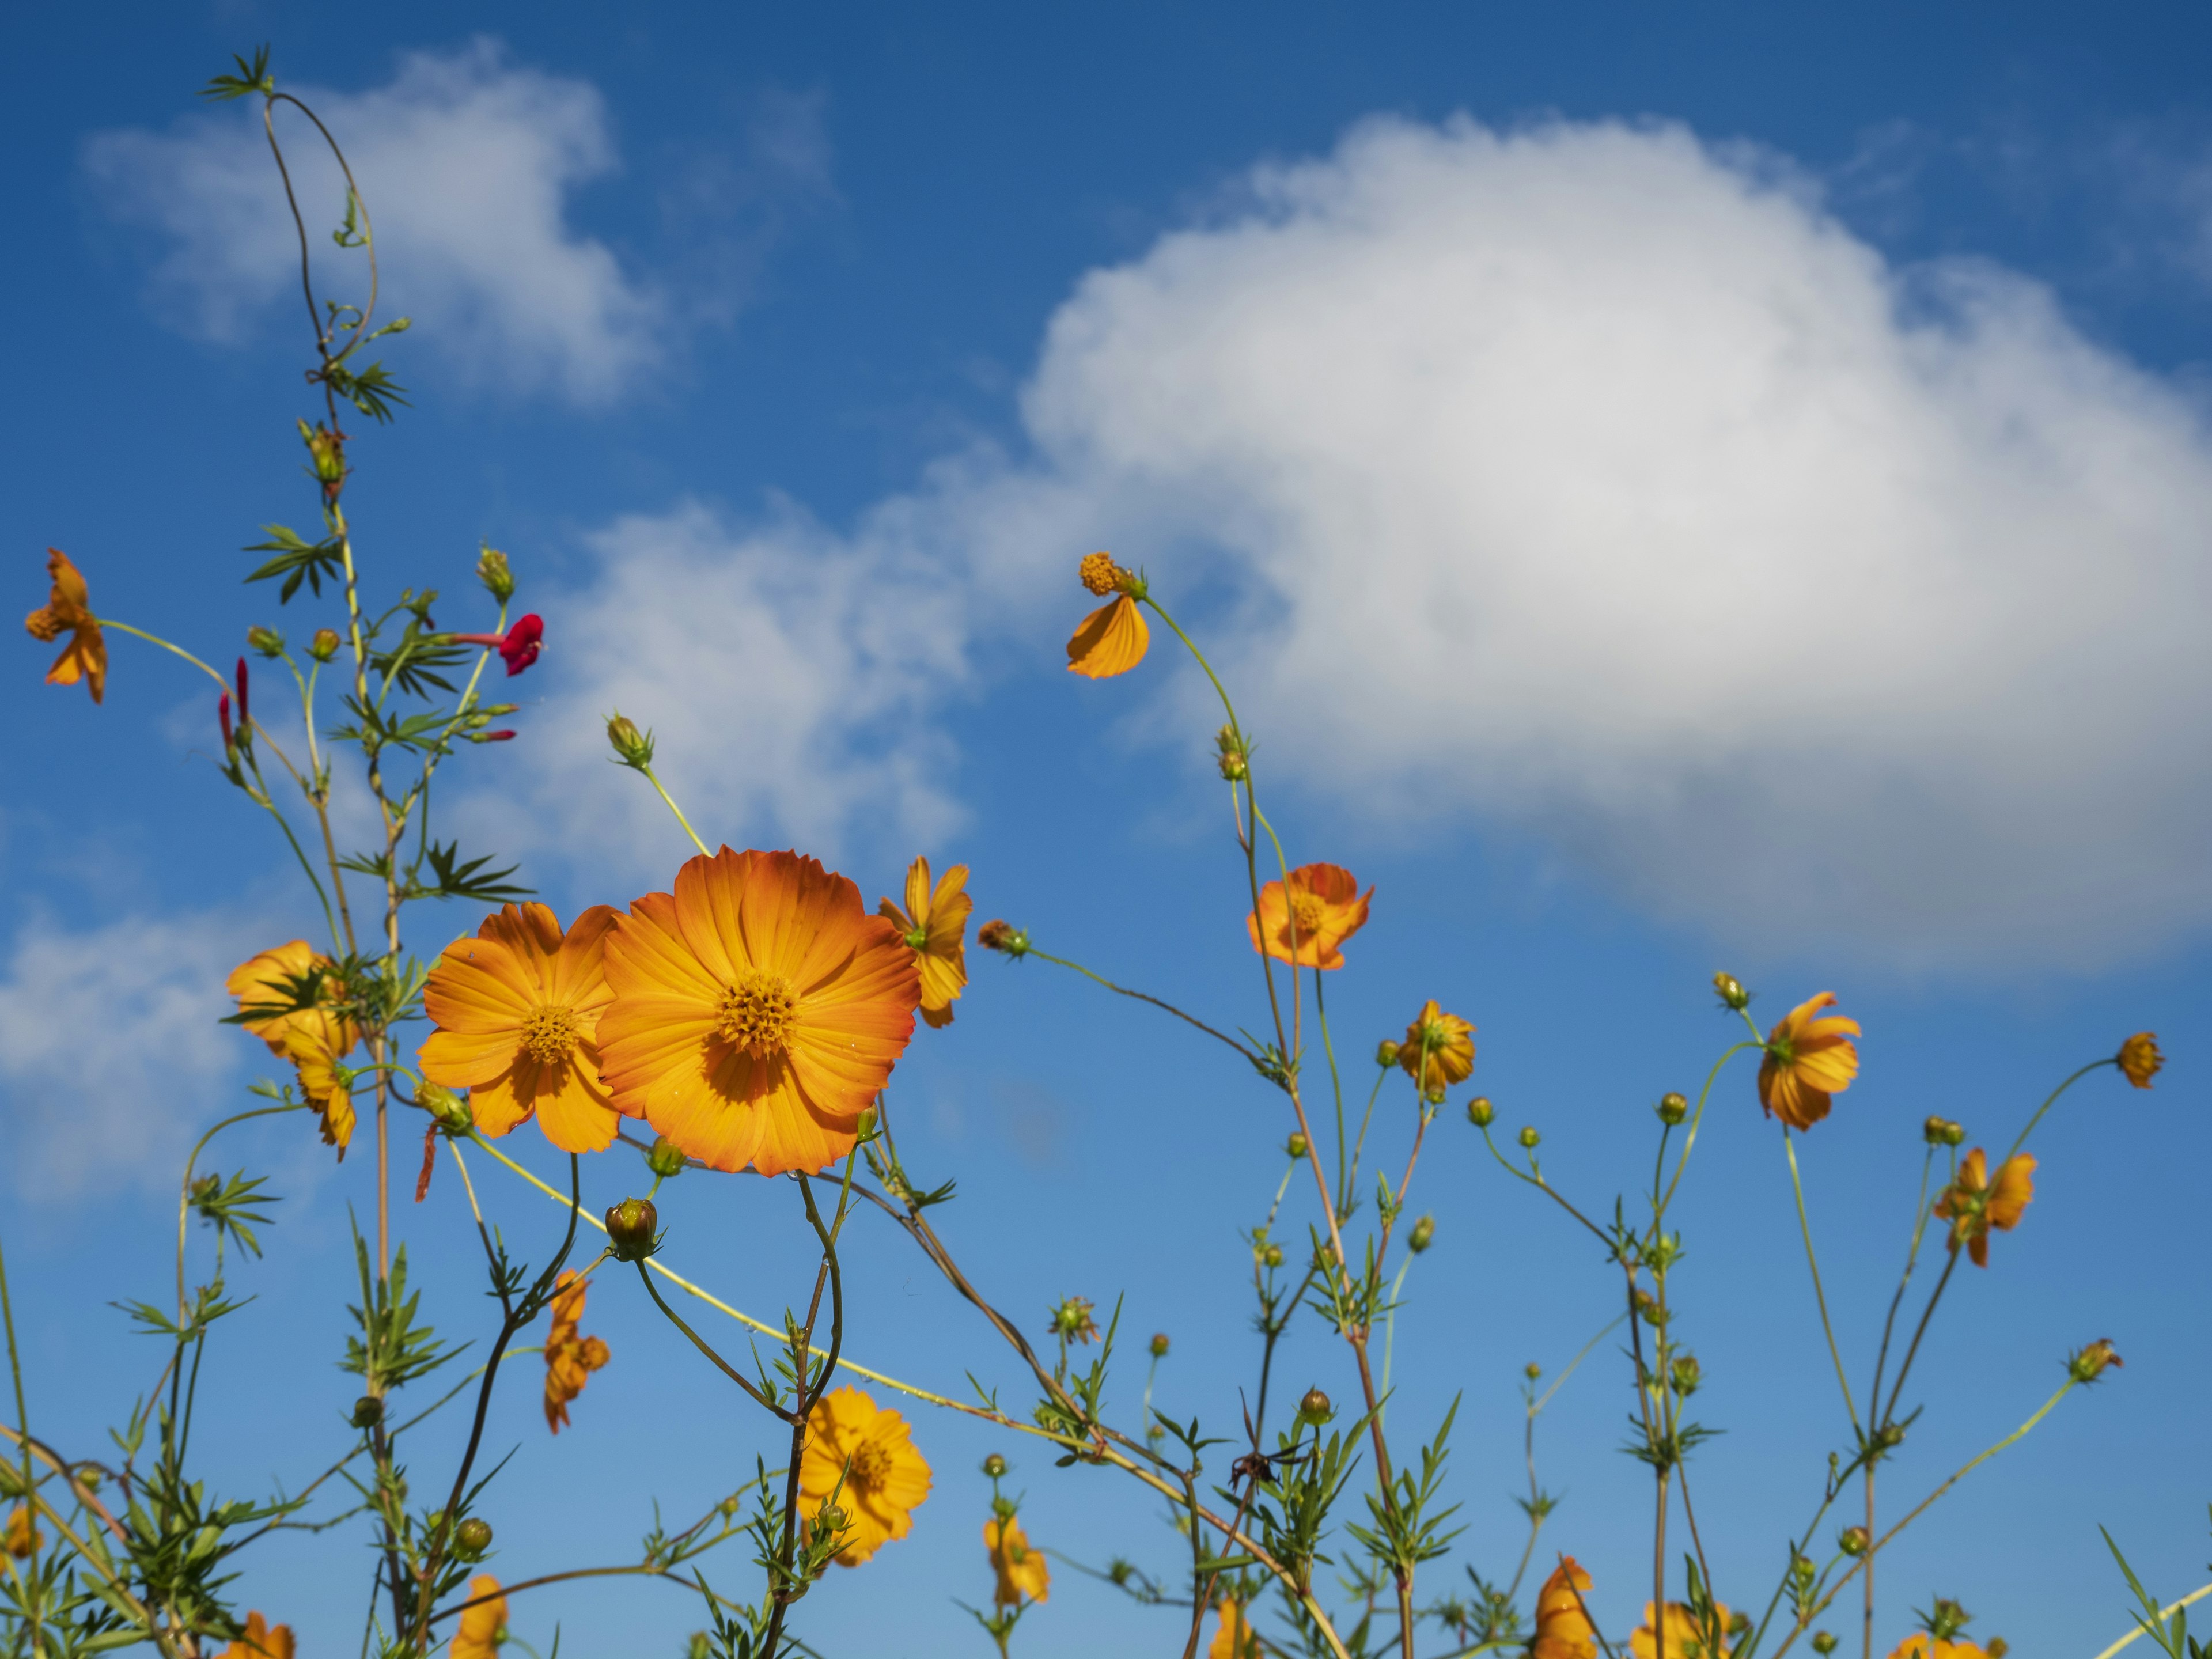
[1783,1127,1861,1434]
[640,762,712,857]
[2002,1058,2111,1165]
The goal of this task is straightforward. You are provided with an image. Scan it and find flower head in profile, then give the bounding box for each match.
[452,1575,508,1659]
[986,1513,1050,1606]
[452,613,544,677]
[879,857,972,1029]
[1756,993,1860,1131]
[1048,1296,1101,1345]
[798,1387,932,1565]
[599,848,921,1175]
[290,1028,357,1153]
[2118,1032,2162,1089]
[543,1269,611,1434]
[218,1612,296,1659]
[1066,552,1149,679]
[1397,1001,1475,1095]
[5,1505,38,1559]
[1934,1149,2036,1268]
[1209,1597,1260,1659]
[1532,1558,1599,1659]
[421,904,623,1154]
[1888,1597,2000,1659]
[1633,1599,1735,1658]
[2069,1338,2123,1384]
[1249,863,1373,971]
[226,941,357,1060]
[25,548,106,704]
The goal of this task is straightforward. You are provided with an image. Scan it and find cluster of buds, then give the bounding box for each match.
[1713,971,1750,1011]
[605,711,656,770]
[300,418,347,505]
[1215,724,1250,782]
[1630,1288,1669,1327]
[1923,1115,1965,1147]
[978,919,1031,958]
[462,702,521,744]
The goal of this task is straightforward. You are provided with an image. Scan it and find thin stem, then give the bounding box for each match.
[0,1231,43,1653]
[1783,1128,1861,1434]
[1028,948,1259,1065]
[640,763,712,858]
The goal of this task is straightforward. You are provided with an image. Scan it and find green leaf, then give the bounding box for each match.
[200,46,273,101]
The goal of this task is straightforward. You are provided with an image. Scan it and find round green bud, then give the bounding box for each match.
[350,1395,384,1429]
[454,1517,493,1560]
[1376,1040,1401,1068]
[1285,1133,1308,1160]
[1149,1333,1171,1358]
[246,626,285,658]
[1713,971,1750,1010]
[1811,1635,1838,1656]
[1524,1362,1542,1381]
[1838,1526,1869,1556]
[1296,1387,1333,1425]
[1262,1242,1285,1269]
[1656,1092,1688,1126]
[606,711,655,767]
[1466,1096,1494,1128]
[815,1503,848,1539]
[419,1083,473,1135]
[1407,1214,1435,1254]
[982,1454,1008,1479]
[309,627,341,662]
[1517,1125,1541,1149]
[645,1135,686,1179]
[605,1196,659,1263]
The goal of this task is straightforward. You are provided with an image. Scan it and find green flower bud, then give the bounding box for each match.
[1375,1040,1401,1068]
[309,627,341,662]
[645,1135,686,1179]
[1811,1635,1838,1655]
[419,1084,474,1135]
[1466,1096,1494,1128]
[476,546,516,603]
[1656,1092,1688,1126]
[350,1395,384,1429]
[454,1517,493,1560]
[982,1454,1008,1479]
[1285,1132,1308,1160]
[813,1503,848,1542]
[1524,1362,1542,1381]
[247,625,285,658]
[1713,971,1750,1010]
[1262,1242,1285,1269]
[1838,1525,1869,1556]
[1407,1214,1435,1254]
[1215,724,1250,782]
[1149,1332,1171,1358]
[605,1196,659,1262]
[606,711,655,768]
[1669,1354,1702,1396]
[1517,1125,1540,1150]
[1296,1388,1333,1425]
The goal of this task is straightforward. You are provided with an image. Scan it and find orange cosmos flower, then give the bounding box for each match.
[986,1513,1051,1606]
[599,848,920,1176]
[1934,1148,2036,1268]
[2118,1032,2162,1089]
[542,1269,611,1433]
[452,1575,508,1659]
[1397,1000,1475,1094]
[1632,1599,1734,1658]
[1756,992,1860,1131]
[227,940,357,1061]
[5,1504,37,1559]
[25,548,107,704]
[1248,863,1373,970]
[1209,1597,1260,1659]
[797,1387,932,1566]
[1533,1558,1599,1659]
[420,904,622,1154]
[879,857,972,1029]
[217,1612,296,1659]
[1067,552,1149,679]
[290,1028,357,1152]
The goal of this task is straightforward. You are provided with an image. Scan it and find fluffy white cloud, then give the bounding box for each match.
[84,39,814,402]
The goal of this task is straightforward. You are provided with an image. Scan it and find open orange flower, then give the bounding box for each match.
[1756,992,1859,1131]
[218,1612,296,1659]
[2118,1032,2162,1089]
[6,1505,37,1559]
[1248,863,1372,970]
[599,848,920,1176]
[879,857,972,1029]
[1397,1000,1475,1094]
[227,940,357,1060]
[543,1268,611,1433]
[25,548,107,704]
[1066,552,1149,679]
[452,1575,507,1659]
[986,1513,1050,1606]
[1533,1558,1599,1659]
[421,904,622,1154]
[1633,1599,1734,1658]
[1935,1148,2036,1268]
[797,1387,932,1566]
[1209,1597,1260,1659]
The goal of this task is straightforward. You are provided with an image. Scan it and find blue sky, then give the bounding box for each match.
[4,3,2210,1655]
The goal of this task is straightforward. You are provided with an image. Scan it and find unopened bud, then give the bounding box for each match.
[688,1635,713,1659]
[1285,1133,1308,1160]
[476,547,516,603]
[1713,971,1749,1010]
[419,1084,473,1135]
[350,1395,384,1429]
[309,627,341,662]
[454,1517,493,1560]
[2068,1338,2123,1384]
[645,1136,686,1179]
[1149,1333,1170,1358]
[606,711,655,768]
[977,919,1030,957]
[1467,1096,1494,1128]
[1215,724,1250,782]
[1838,1526,1869,1556]
[1656,1092,1688,1126]
[1923,1115,1965,1147]
[990,1493,1016,1518]
[1874,1421,1906,1451]
[982,1453,1007,1479]
[1986,1641,2009,1658]
[1524,1362,1542,1381]
[1517,1126,1540,1150]
[1423,1084,1447,1105]
[1407,1214,1435,1254]
[1811,1635,1838,1656]
[1262,1243,1285,1269]
[814,1503,848,1540]
[471,729,518,744]
[1375,1040,1401,1068]
[247,625,285,658]
[1669,1355,1702,1395]
[605,1196,659,1262]
[1296,1388,1333,1425]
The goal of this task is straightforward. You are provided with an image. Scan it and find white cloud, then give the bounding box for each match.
[501,112,2212,972]
[84,39,816,402]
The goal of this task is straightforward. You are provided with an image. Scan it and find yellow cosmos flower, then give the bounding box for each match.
[599,848,921,1176]
[227,940,357,1061]
[1397,1000,1475,1094]
[291,1029,357,1152]
[798,1387,933,1566]
[421,903,623,1154]
[1632,1600,1734,1658]
[1934,1148,2036,1268]
[1756,992,1860,1131]
[24,548,107,704]
[1889,1637,1995,1659]
[878,857,972,1029]
[543,1269,611,1434]
[5,1504,38,1559]
[2118,1032,2162,1089]
[1066,552,1149,679]
[1248,863,1373,970]
[1532,1558,1599,1659]
[986,1513,1050,1606]
[217,1612,296,1659]
[1209,1597,1260,1659]
[452,1575,508,1659]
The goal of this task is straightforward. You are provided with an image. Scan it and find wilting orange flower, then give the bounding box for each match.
[25,548,107,704]
[2118,1032,2162,1089]
[1248,863,1373,970]
[452,1575,508,1659]
[1209,1597,1259,1659]
[291,1029,357,1152]
[1397,1001,1475,1094]
[1533,1558,1599,1659]
[421,904,622,1154]
[2070,1338,2124,1382]
[5,1504,37,1559]
[599,848,920,1176]
[218,1612,296,1659]
[798,1387,932,1566]
[986,1513,1050,1606]
[1935,1148,2036,1268]
[1756,992,1860,1131]
[1632,1599,1734,1658]
[1066,552,1149,678]
[227,940,357,1060]
[879,857,972,1029]
[543,1269,611,1433]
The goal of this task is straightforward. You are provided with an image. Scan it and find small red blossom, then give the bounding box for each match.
[234,656,250,725]
[218,692,234,750]
[453,614,544,677]
[481,729,517,743]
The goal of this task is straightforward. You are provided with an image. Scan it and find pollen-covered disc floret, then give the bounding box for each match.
[521,1005,578,1065]
[1079,551,1131,596]
[716,969,798,1056]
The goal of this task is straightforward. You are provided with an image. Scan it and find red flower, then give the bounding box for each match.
[453,613,544,677]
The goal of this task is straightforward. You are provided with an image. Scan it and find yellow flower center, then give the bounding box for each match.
[846,1437,892,1497]
[1289,893,1327,936]
[521,1005,578,1065]
[1078,551,1125,596]
[717,970,798,1057]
